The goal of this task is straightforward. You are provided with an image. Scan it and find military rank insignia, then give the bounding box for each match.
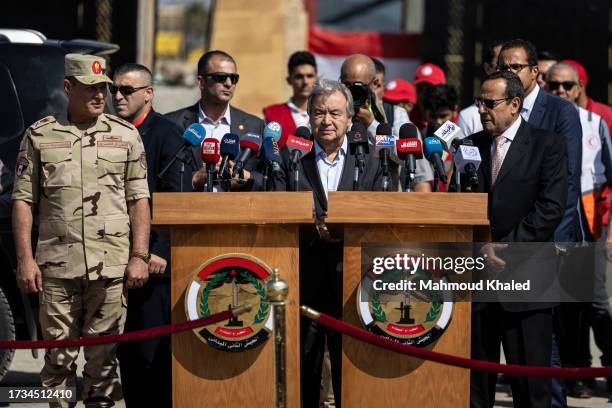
[185,254,272,352]
[15,156,29,177]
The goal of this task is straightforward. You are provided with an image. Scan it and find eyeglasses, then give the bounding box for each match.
[497,63,533,73]
[475,97,511,110]
[547,81,577,91]
[109,84,149,96]
[204,72,240,84]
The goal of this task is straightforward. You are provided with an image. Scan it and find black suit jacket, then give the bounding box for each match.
[272,139,398,219]
[139,111,183,278]
[466,120,567,312]
[164,102,266,190]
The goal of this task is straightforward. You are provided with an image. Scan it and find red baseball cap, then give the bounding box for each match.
[383,79,417,104]
[563,59,588,86]
[413,63,446,85]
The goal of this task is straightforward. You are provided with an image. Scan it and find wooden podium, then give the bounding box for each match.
[326,192,489,408]
[152,192,313,408]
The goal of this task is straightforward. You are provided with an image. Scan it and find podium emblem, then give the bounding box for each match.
[357,256,454,347]
[185,254,273,351]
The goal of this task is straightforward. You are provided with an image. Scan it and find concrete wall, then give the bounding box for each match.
[209,0,308,118]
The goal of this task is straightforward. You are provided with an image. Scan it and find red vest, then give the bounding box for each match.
[263,103,296,146]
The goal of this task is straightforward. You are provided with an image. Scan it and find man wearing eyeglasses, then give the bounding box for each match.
[466,70,567,408]
[546,61,612,399]
[111,63,183,408]
[165,50,265,191]
[498,40,582,247]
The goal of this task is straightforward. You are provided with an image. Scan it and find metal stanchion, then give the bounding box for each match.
[266,268,289,408]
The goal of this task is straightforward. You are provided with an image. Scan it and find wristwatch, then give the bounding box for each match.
[131,251,151,264]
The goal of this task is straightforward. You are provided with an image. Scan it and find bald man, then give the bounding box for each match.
[340,54,433,191]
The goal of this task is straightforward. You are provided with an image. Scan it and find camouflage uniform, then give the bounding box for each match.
[12,54,149,408]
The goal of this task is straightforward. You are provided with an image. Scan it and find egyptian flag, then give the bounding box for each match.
[308,26,421,82]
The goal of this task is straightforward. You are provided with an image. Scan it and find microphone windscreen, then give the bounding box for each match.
[376,123,392,136]
[263,121,282,142]
[239,132,262,153]
[422,136,445,160]
[183,123,207,146]
[262,138,282,164]
[220,133,240,159]
[398,122,419,139]
[294,126,312,141]
[201,138,220,164]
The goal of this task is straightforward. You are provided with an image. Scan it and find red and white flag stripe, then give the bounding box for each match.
[308,26,421,82]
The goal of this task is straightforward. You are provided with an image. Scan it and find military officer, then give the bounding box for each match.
[12,54,151,408]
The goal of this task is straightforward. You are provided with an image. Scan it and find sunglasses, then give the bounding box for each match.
[497,63,532,73]
[109,84,149,96]
[547,81,577,91]
[475,97,511,110]
[205,72,240,84]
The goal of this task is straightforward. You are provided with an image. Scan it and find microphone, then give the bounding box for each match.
[373,123,394,192]
[201,138,220,192]
[433,120,463,149]
[285,132,314,191]
[262,137,282,173]
[396,123,423,192]
[158,123,206,180]
[423,135,448,185]
[294,126,313,141]
[264,121,282,143]
[219,133,240,181]
[453,139,481,191]
[232,132,262,177]
[348,122,369,191]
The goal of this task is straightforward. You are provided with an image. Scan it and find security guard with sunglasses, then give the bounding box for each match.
[12,53,150,407]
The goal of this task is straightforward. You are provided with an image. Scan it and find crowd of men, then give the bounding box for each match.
[7,37,612,408]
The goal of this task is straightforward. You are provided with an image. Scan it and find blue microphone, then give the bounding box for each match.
[262,137,282,173]
[219,133,241,179]
[158,123,206,179]
[263,121,282,142]
[423,136,448,184]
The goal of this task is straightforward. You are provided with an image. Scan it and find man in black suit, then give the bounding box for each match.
[111,63,183,408]
[466,71,567,408]
[165,50,266,191]
[272,79,395,407]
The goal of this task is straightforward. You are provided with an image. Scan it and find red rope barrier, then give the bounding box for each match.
[308,309,612,379]
[0,309,234,350]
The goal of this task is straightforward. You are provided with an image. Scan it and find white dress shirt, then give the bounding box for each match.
[197,103,231,142]
[491,116,522,164]
[521,85,540,122]
[287,99,310,129]
[314,136,348,198]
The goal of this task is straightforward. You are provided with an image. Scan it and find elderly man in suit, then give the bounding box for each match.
[272,78,394,407]
[165,50,266,191]
[466,70,567,408]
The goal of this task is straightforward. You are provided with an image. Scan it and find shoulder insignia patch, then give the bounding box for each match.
[139,152,147,170]
[30,116,56,130]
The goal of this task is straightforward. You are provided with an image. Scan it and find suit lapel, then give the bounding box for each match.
[492,120,530,187]
[475,133,492,190]
[183,103,198,129]
[229,106,247,136]
[338,145,355,190]
[527,90,546,127]
[300,150,328,211]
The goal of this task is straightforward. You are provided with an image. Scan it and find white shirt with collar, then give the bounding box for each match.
[197,103,231,142]
[521,85,540,122]
[314,135,348,198]
[287,99,310,129]
[491,115,522,165]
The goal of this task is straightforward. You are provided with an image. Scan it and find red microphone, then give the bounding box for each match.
[201,137,220,192]
[396,123,423,192]
[285,133,314,191]
[396,138,423,160]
